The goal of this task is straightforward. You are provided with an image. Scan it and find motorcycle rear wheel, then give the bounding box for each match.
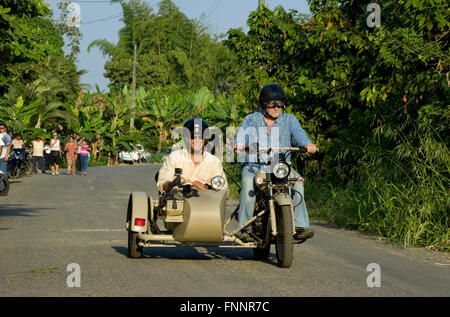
[275,205,294,268]
[253,244,270,260]
[25,160,33,176]
[253,214,271,261]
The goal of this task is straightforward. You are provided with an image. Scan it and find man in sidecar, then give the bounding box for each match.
[234,84,318,243]
[127,118,230,259]
[157,117,228,193]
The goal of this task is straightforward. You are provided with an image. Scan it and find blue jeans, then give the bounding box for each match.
[80,155,88,172]
[238,164,310,229]
[0,158,7,178]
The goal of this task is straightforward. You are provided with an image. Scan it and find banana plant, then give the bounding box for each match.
[0,96,44,140]
[140,88,190,151]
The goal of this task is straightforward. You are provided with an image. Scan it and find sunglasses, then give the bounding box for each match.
[265,100,285,109]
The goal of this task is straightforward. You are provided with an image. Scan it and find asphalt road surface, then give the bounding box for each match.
[0,165,448,297]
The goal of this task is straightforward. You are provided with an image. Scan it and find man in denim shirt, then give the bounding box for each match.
[235,84,318,242]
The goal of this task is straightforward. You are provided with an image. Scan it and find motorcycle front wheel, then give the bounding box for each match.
[275,205,294,268]
[8,166,19,179]
[0,174,9,196]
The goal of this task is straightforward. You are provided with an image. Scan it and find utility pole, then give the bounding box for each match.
[258,0,266,9]
[130,42,137,129]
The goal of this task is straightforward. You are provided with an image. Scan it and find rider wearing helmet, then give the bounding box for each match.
[235,84,318,242]
[157,118,228,192]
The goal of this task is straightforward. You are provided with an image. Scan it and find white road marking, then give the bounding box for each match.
[64,229,126,232]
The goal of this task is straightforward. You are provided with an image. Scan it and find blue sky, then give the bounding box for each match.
[44,1,310,92]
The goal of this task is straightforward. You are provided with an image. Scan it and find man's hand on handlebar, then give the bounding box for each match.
[234,143,246,153]
[163,177,207,191]
[191,181,207,190]
[305,143,319,154]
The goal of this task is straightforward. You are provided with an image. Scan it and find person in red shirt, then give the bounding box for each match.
[65,136,78,176]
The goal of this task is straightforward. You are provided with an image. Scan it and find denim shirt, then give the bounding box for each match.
[235,110,312,165]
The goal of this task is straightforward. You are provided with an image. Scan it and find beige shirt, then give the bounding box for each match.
[12,139,24,149]
[32,140,44,157]
[157,149,228,192]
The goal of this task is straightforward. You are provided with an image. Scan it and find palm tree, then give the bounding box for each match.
[30,71,76,129]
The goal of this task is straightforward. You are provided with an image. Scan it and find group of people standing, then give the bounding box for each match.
[31,133,91,176]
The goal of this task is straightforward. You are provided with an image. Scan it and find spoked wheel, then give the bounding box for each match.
[0,174,9,196]
[25,160,33,176]
[275,205,294,268]
[7,166,19,179]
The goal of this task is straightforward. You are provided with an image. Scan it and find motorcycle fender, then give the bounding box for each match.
[127,192,149,233]
[273,193,295,235]
[273,193,293,207]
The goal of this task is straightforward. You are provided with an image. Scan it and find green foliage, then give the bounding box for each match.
[55,0,83,62]
[0,0,448,251]
[225,1,449,250]
[89,0,243,93]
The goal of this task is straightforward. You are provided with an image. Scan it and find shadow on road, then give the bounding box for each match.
[112,245,278,266]
[310,220,342,229]
[0,204,51,218]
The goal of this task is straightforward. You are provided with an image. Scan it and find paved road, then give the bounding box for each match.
[0,165,448,297]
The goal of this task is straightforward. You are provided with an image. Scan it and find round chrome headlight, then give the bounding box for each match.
[273,163,290,179]
[211,176,225,191]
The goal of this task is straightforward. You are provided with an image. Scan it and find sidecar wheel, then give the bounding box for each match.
[128,231,143,259]
[275,205,294,268]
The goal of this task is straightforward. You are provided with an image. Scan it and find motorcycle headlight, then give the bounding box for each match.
[211,176,225,191]
[273,163,290,179]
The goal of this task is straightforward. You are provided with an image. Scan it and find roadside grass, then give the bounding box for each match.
[305,124,449,252]
[306,179,449,252]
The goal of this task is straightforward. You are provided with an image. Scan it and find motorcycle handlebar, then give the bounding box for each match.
[238,145,308,154]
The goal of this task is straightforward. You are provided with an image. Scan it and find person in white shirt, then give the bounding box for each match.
[0,123,11,178]
[0,125,6,178]
[157,118,228,193]
[49,132,62,175]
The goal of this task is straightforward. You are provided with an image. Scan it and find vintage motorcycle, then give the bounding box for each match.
[126,146,308,268]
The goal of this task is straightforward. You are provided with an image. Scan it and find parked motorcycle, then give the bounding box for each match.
[7,148,33,179]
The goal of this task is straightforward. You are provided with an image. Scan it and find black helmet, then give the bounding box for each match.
[259,84,286,107]
[183,117,209,139]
